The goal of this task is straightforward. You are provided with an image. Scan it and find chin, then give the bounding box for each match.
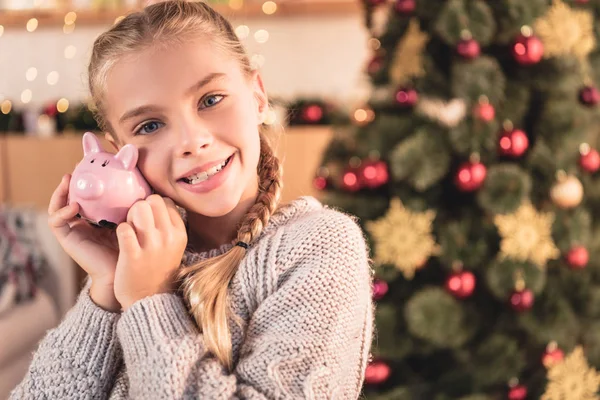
[184,194,241,218]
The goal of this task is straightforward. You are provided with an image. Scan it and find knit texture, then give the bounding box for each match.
[10,196,375,399]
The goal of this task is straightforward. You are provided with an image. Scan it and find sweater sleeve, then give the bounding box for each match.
[116,210,375,399]
[10,276,124,400]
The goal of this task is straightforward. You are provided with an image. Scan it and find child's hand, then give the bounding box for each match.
[48,174,121,311]
[113,195,187,310]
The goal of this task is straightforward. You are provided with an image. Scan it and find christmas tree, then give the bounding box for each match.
[315,0,600,398]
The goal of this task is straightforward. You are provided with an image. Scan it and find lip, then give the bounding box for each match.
[177,153,235,194]
[177,154,234,181]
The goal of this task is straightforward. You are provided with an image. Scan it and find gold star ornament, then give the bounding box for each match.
[366,198,439,280]
[542,346,600,400]
[494,202,560,268]
[389,18,429,86]
[534,0,596,60]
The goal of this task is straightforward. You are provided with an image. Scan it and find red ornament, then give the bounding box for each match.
[512,32,544,65]
[542,346,565,368]
[580,147,600,173]
[566,246,589,269]
[313,176,328,191]
[579,85,600,106]
[576,0,590,4]
[359,160,389,189]
[455,161,487,192]
[445,271,476,299]
[499,129,529,158]
[394,0,415,14]
[508,385,528,400]
[364,359,391,385]
[395,87,418,108]
[510,289,534,312]
[44,103,58,117]
[340,168,361,192]
[473,102,495,122]
[301,104,324,123]
[372,279,389,301]
[367,54,384,76]
[457,39,480,60]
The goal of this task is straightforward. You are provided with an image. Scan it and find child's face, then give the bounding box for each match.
[103,40,268,217]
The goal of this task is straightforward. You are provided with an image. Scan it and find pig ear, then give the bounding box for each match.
[115,144,139,170]
[82,132,102,155]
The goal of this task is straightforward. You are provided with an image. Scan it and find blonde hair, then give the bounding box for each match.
[88,0,283,371]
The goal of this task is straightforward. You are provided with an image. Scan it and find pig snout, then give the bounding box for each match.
[73,173,105,199]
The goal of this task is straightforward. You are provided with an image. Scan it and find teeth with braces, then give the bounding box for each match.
[184,157,229,184]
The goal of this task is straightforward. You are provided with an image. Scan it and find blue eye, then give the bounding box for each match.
[200,94,224,109]
[136,121,163,135]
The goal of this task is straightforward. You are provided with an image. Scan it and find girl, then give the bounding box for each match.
[11,1,374,399]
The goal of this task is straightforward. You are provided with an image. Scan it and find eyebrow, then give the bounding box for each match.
[118,72,228,125]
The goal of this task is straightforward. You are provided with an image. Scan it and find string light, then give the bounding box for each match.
[64,45,77,59]
[47,71,59,85]
[1,100,12,114]
[264,107,277,125]
[262,1,277,15]
[0,26,4,37]
[27,18,38,32]
[229,0,244,10]
[250,54,266,69]
[235,25,250,40]
[64,12,77,25]
[21,89,32,104]
[26,67,38,81]
[57,98,69,113]
[114,16,125,25]
[63,23,75,34]
[254,29,269,43]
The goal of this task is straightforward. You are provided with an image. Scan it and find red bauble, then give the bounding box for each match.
[394,0,415,14]
[473,103,495,122]
[510,289,534,312]
[457,39,480,60]
[455,161,487,192]
[580,148,600,172]
[44,103,58,117]
[341,169,361,192]
[576,0,590,4]
[367,54,384,76]
[313,176,328,191]
[372,279,389,301]
[508,385,528,400]
[499,129,529,158]
[364,359,391,385]
[301,104,324,123]
[579,85,600,106]
[360,160,389,189]
[512,33,544,65]
[566,246,589,269]
[542,347,565,368]
[445,271,476,299]
[395,87,418,107]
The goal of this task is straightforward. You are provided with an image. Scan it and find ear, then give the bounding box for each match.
[114,144,139,170]
[251,70,269,124]
[104,132,120,153]
[82,132,102,155]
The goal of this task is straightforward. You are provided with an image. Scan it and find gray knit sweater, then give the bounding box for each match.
[10,196,375,399]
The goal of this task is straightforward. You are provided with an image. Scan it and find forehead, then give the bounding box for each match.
[105,40,244,108]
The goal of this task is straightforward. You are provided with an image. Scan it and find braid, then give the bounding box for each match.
[178,132,283,371]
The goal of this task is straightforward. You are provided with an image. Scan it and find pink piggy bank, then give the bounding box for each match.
[68,132,152,229]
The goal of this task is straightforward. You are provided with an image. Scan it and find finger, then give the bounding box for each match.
[116,222,141,259]
[163,197,185,230]
[48,174,71,215]
[127,200,154,246]
[48,202,79,238]
[147,195,171,232]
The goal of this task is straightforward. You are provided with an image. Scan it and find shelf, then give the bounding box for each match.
[0,0,361,29]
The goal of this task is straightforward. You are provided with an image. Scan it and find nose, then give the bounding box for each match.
[176,119,214,157]
[73,173,105,200]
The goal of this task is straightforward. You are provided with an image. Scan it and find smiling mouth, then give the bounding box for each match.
[179,154,233,184]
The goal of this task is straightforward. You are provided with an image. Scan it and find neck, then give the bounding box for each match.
[185,183,260,253]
